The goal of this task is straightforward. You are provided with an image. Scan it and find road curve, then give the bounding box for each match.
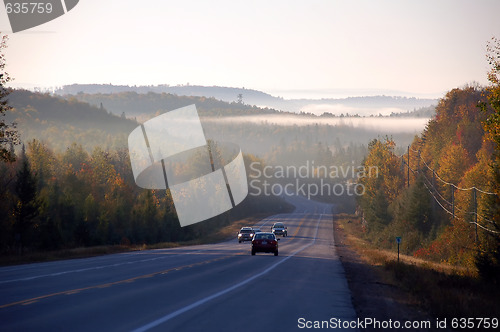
[0,196,357,331]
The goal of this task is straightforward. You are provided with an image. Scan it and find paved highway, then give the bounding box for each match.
[0,196,357,331]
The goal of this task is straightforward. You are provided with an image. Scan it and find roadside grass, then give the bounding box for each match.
[334,214,500,320]
[0,209,291,266]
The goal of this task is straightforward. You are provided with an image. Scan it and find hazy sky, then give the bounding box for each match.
[1,0,499,98]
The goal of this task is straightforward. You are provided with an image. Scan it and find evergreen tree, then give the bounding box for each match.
[13,146,39,253]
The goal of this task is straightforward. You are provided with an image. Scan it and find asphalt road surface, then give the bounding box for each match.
[0,195,357,331]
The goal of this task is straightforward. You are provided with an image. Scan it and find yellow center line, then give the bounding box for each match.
[291,214,308,238]
[0,251,246,310]
[1,214,312,310]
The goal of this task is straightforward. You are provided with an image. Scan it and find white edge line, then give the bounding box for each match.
[132,212,324,332]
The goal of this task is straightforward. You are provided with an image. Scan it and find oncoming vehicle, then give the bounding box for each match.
[237,227,254,243]
[271,222,288,237]
[251,232,279,256]
[252,228,262,234]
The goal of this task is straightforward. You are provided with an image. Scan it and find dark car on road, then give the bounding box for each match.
[271,222,288,237]
[238,227,254,243]
[251,232,279,256]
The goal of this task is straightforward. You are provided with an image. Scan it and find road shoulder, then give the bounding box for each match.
[333,216,431,330]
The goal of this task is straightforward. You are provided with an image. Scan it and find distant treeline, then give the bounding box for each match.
[388,105,436,118]
[317,104,435,118]
[6,90,137,151]
[0,142,287,253]
[58,91,285,118]
[0,134,361,253]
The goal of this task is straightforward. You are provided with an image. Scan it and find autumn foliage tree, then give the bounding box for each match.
[476,37,500,280]
[358,138,404,234]
[358,80,498,265]
[0,134,287,253]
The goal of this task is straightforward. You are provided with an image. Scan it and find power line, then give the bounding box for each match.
[420,180,500,234]
[400,146,500,235]
[411,153,497,224]
[410,148,497,195]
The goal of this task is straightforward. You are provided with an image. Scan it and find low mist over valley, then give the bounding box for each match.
[7,86,432,159]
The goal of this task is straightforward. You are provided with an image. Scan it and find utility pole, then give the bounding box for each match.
[432,170,436,213]
[473,188,478,242]
[451,186,455,219]
[417,150,420,173]
[407,145,410,188]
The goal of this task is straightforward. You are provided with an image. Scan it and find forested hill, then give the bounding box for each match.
[60,91,284,118]
[55,84,437,115]
[6,90,138,151]
[5,90,286,151]
[8,90,137,131]
[55,84,278,107]
[357,85,499,271]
